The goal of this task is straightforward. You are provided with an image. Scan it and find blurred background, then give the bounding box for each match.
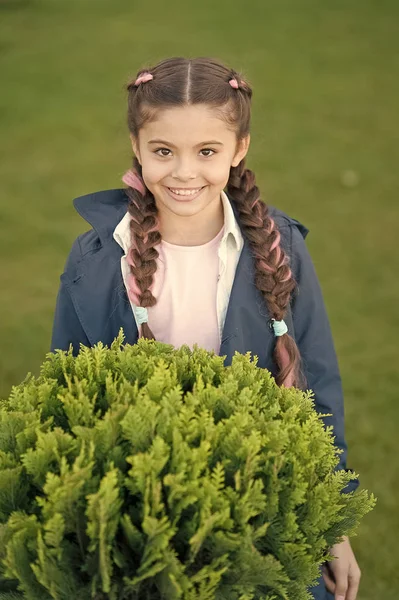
[0,0,398,596]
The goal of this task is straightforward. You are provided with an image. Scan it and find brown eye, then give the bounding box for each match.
[200,149,216,157]
[155,148,172,157]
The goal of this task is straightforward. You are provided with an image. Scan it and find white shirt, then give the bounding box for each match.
[112,190,244,340]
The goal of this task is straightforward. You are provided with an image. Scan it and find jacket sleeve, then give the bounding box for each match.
[50,237,90,356]
[289,224,359,494]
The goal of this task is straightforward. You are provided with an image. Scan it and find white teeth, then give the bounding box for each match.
[169,187,202,196]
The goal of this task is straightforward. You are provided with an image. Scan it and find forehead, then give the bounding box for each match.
[139,104,236,145]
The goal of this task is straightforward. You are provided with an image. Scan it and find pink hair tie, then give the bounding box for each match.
[229,78,239,89]
[122,169,146,195]
[134,72,153,86]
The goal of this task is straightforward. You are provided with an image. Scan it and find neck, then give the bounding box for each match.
[157,193,224,246]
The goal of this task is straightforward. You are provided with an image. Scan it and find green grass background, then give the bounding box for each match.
[0,0,398,596]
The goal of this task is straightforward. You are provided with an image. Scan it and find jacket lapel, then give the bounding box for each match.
[68,241,139,348]
[68,189,139,349]
[219,238,276,373]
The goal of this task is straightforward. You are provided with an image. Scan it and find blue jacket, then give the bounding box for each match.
[50,188,359,494]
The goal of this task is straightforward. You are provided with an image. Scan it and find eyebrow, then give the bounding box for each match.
[147,139,224,147]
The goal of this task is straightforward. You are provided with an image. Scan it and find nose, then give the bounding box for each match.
[171,158,197,182]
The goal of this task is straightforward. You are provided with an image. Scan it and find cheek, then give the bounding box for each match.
[205,156,233,185]
[141,159,170,186]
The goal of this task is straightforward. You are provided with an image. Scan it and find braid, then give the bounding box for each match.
[227,160,306,389]
[125,157,160,340]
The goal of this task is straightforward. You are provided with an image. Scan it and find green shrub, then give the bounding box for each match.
[0,330,375,600]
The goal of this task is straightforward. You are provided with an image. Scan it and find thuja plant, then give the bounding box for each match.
[0,330,375,600]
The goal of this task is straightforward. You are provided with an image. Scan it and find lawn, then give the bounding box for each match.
[0,0,398,596]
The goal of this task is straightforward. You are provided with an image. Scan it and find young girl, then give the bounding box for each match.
[51,56,361,600]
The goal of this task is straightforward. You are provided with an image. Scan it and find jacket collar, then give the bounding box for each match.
[73,188,130,246]
[112,189,244,254]
[73,188,309,246]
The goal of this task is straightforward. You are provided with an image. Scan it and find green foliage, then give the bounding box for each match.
[0,330,375,599]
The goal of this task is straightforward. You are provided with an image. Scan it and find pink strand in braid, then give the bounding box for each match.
[254,207,297,387]
[227,161,305,388]
[122,170,146,195]
[122,163,161,340]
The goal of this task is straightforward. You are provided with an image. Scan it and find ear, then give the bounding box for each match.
[130,133,142,164]
[231,134,250,167]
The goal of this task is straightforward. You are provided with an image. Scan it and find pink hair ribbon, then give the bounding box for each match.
[134,72,153,85]
[229,78,239,89]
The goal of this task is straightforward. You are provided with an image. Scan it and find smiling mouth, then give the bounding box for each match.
[167,186,205,196]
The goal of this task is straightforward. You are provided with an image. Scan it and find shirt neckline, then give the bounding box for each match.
[161,225,225,252]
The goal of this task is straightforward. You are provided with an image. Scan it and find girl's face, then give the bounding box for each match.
[131,104,249,221]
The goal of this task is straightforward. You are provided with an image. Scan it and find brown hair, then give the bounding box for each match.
[124,57,305,388]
